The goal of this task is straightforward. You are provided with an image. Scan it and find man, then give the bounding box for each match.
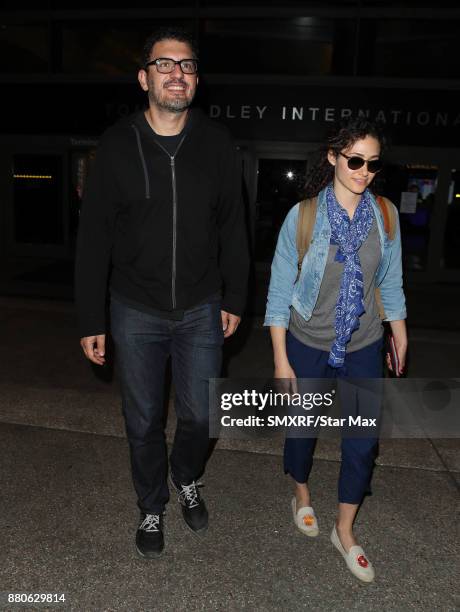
[75,26,249,558]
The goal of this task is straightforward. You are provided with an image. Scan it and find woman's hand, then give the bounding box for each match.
[274,361,297,379]
[270,326,298,393]
[387,319,408,376]
[274,359,298,394]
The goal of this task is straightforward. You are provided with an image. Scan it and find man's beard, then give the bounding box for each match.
[149,78,195,113]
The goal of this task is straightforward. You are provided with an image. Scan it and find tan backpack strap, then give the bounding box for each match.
[296,197,317,279]
[374,194,397,320]
[376,195,396,241]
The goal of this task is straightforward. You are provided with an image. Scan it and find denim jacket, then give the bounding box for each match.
[264,187,407,329]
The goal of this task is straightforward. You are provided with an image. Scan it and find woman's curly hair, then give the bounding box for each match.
[303,117,387,199]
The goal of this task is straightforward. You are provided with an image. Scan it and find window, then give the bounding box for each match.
[200,18,336,76]
[368,19,459,79]
[62,20,194,74]
[0,24,49,73]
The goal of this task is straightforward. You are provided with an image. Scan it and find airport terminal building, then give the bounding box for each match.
[1,2,459,308]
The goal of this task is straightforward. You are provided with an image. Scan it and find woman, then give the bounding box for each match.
[264,118,407,583]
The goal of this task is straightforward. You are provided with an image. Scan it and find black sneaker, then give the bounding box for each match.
[169,475,208,535]
[135,513,164,558]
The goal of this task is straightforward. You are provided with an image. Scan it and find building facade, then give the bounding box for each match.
[1,2,459,306]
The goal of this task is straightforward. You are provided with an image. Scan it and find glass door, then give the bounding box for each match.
[255,158,307,262]
[12,153,65,250]
[442,168,460,270]
[0,135,97,293]
[381,162,438,272]
[382,145,460,282]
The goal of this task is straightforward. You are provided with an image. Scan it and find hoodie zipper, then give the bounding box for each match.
[153,135,186,310]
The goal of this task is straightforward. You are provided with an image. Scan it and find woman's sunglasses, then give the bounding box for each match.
[338,152,383,174]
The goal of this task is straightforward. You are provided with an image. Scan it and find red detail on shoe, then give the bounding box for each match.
[357,555,368,568]
[303,515,315,526]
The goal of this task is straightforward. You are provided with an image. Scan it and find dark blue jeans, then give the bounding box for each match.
[284,333,383,504]
[110,297,223,514]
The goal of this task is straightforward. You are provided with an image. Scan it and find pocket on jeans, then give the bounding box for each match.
[189,302,224,348]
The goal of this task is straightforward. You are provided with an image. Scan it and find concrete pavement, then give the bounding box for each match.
[0,297,459,611]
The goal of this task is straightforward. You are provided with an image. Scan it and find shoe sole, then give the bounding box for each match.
[168,474,208,537]
[183,520,208,538]
[135,544,164,559]
[291,497,319,537]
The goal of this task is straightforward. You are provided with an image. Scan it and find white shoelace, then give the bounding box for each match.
[139,514,160,532]
[178,481,202,509]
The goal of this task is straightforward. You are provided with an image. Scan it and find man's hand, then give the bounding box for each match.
[80,334,106,366]
[221,310,241,338]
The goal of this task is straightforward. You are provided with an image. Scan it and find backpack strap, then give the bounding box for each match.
[374,194,397,319]
[296,197,317,280]
[376,195,396,241]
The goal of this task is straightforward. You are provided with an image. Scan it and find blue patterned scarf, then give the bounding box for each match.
[326,183,373,368]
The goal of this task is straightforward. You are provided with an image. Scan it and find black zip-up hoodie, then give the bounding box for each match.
[75,109,249,337]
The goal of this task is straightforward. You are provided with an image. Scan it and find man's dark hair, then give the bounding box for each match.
[141,26,199,68]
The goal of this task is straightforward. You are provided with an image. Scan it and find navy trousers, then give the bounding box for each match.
[284,332,383,504]
[110,297,223,514]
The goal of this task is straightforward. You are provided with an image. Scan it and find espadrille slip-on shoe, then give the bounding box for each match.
[330,524,375,583]
[291,497,319,537]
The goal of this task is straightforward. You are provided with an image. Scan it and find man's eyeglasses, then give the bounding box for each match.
[339,152,383,174]
[145,57,198,74]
